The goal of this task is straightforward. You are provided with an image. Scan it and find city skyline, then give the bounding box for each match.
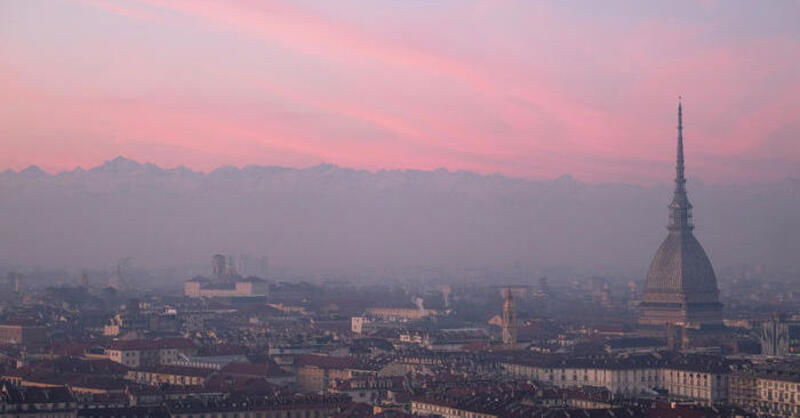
[1,2,799,416]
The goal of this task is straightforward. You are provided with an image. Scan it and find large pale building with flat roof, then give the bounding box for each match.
[184,254,268,298]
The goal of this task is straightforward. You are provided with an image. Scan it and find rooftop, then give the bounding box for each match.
[106,338,195,351]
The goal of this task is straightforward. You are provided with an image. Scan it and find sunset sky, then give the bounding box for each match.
[1,0,799,183]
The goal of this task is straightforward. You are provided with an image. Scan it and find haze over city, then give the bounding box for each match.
[1,2,800,418]
[0,158,797,276]
[2,0,799,275]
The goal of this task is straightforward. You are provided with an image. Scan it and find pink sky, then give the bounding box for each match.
[1,0,799,183]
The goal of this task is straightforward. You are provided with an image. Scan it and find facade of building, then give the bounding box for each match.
[639,102,723,328]
[659,366,729,403]
[410,383,644,418]
[184,278,267,298]
[351,316,369,334]
[0,381,77,418]
[184,255,268,298]
[330,376,405,404]
[217,362,295,387]
[295,355,377,393]
[411,399,497,418]
[125,366,211,387]
[167,354,248,370]
[105,339,197,369]
[502,353,735,405]
[503,360,659,398]
[502,288,517,348]
[728,369,800,418]
[0,324,48,347]
[729,372,759,413]
[103,312,179,337]
[165,395,350,418]
[364,307,436,320]
[753,375,800,417]
[760,315,791,356]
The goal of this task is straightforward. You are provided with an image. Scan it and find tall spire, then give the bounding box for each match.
[669,97,693,231]
[677,97,685,186]
[502,288,517,348]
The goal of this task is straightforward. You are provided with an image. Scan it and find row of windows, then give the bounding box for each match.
[757,402,800,415]
[763,390,799,403]
[507,365,720,383]
[0,414,72,418]
[413,403,491,418]
[1,403,73,413]
[132,373,203,385]
[178,410,326,418]
[761,381,800,391]
[515,370,715,387]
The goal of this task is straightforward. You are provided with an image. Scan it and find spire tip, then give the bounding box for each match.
[669,96,692,231]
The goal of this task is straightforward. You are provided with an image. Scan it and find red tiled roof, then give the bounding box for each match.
[332,403,372,418]
[462,341,491,352]
[7,357,129,378]
[49,342,90,356]
[83,392,129,404]
[203,375,284,395]
[106,338,195,351]
[0,382,74,403]
[220,362,290,378]
[22,374,129,391]
[197,343,247,356]
[295,355,360,370]
[131,365,213,378]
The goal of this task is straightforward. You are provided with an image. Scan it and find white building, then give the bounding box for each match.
[502,352,736,405]
[105,338,197,369]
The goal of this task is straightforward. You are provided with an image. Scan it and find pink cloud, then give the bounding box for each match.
[69,0,164,23]
[2,1,799,183]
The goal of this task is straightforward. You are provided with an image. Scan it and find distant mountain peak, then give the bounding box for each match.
[93,156,144,173]
[19,165,47,177]
[210,165,241,175]
[553,174,579,184]
[108,155,140,166]
[309,162,340,171]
